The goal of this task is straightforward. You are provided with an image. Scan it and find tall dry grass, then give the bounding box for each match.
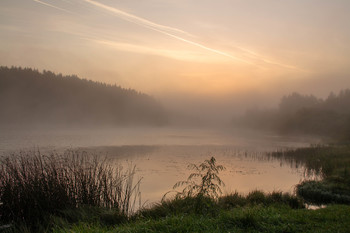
[0,150,141,225]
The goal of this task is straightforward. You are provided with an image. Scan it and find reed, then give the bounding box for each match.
[268,145,350,204]
[267,145,350,178]
[0,150,140,227]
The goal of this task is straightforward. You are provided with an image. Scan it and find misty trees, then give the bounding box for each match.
[278,93,320,115]
[0,66,168,127]
[235,90,350,141]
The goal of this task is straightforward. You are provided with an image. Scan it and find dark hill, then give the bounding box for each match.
[0,66,168,127]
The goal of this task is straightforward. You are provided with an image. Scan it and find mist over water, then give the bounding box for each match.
[1,67,342,205]
[96,144,309,204]
[1,1,350,229]
[0,125,320,203]
[0,126,318,154]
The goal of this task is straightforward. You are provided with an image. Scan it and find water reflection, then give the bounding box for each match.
[0,127,321,204]
[80,145,314,204]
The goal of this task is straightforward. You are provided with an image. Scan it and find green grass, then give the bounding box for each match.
[137,190,303,220]
[52,205,350,233]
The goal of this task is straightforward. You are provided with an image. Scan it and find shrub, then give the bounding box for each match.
[218,192,247,208]
[297,180,350,205]
[246,190,266,204]
[172,156,225,199]
[160,156,225,215]
[218,191,304,209]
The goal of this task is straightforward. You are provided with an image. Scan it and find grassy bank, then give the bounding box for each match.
[269,145,350,205]
[53,204,350,233]
[2,146,350,232]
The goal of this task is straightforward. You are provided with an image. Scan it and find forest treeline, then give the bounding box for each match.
[234,90,350,141]
[0,66,168,127]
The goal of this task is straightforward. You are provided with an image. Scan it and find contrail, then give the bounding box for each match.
[237,46,307,72]
[35,0,303,70]
[83,0,252,64]
[33,0,73,14]
[151,27,253,64]
[84,0,191,36]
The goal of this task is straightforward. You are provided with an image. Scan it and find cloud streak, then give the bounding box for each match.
[83,0,253,64]
[90,39,220,62]
[52,27,228,62]
[237,46,307,72]
[152,27,253,64]
[83,0,302,70]
[84,0,191,36]
[33,0,304,70]
[33,0,73,14]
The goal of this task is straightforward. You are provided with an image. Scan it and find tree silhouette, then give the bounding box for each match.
[0,66,168,127]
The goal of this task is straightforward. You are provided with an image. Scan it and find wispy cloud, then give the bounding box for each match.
[152,28,253,64]
[237,46,307,72]
[83,0,303,70]
[84,0,191,36]
[33,0,305,71]
[33,0,74,14]
[83,0,253,64]
[95,39,198,61]
[71,34,227,62]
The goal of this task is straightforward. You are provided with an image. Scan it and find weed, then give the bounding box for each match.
[172,156,225,199]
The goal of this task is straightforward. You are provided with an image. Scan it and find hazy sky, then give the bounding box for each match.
[1,0,350,116]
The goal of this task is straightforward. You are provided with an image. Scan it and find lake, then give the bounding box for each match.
[0,126,320,205]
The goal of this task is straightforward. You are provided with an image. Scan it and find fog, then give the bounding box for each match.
[1,67,328,153]
[1,0,350,130]
[1,0,350,117]
[157,71,350,127]
[2,1,350,227]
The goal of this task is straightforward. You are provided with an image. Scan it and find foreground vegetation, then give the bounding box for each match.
[269,145,350,205]
[1,146,350,232]
[0,151,140,232]
[53,204,350,233]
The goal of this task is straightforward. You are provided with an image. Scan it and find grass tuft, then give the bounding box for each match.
[0,150,140,230]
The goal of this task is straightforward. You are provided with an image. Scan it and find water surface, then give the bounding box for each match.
[0,127,319,204]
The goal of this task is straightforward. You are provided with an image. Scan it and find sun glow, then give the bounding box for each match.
[1,0,349,99]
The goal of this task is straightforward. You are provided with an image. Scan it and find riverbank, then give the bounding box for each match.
[269,145,350,205]
[1,145,350,232]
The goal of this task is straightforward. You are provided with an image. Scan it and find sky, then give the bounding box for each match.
[1,0,350,118]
